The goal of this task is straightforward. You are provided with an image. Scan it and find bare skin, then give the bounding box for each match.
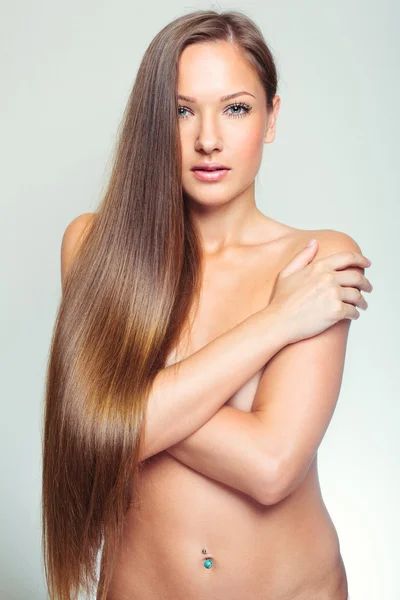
[104,219,349,600]
[90,39,355,599]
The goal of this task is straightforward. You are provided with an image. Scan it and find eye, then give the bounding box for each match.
[177,102,253,120]
[224,102,252,118]
[178,106,191,119]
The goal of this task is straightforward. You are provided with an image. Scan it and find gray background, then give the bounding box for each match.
[1,1,398,598]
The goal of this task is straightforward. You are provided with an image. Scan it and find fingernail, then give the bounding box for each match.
[307,239,317,247]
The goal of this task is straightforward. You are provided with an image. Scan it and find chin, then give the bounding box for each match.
[184,191,233,208]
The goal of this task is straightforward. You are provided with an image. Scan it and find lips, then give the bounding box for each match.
[191,163,230,171]
[191,167,230,182]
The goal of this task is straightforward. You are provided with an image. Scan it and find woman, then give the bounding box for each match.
[42,9,372,600]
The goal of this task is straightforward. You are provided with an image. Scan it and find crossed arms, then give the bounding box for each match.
[164,230,362,505]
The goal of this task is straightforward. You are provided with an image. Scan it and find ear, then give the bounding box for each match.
[264,95,281,144]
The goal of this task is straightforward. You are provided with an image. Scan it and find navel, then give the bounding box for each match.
[201,548,214,569]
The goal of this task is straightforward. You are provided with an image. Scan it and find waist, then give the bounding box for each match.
[105,452,346,599]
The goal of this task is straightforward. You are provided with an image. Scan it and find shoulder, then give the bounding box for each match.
[271,226,366,278]
[262,218,364,259]
[313,228,363,252]
[61,212,96,290]
[293,227,365,267]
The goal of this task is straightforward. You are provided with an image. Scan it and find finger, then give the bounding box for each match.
[341,302,361,321]
[280,240,319,276]
[318,251,371,273]
[336,270,373,293]
[340,287,368,310]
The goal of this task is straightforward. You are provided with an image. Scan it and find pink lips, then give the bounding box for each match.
[191,168,230,182]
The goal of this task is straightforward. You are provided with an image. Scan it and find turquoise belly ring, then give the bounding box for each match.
[202,548,213,569]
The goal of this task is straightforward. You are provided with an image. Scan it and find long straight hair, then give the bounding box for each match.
[41,9,278,600]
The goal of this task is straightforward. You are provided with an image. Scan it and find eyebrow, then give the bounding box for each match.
[177,91,256,103]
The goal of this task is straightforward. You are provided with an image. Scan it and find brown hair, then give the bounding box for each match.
[41,9,278,600]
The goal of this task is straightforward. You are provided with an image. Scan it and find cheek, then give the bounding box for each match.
[179,131,191,160]
[238,132,264,158]
[232,125,265,171]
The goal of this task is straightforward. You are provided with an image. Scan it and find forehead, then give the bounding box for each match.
[177,41,260,100]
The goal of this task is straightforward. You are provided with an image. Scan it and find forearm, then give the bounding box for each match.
[141,308,288,462]
[165,404,279,504]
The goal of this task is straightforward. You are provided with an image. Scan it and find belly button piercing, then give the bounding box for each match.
[201,548,213,569]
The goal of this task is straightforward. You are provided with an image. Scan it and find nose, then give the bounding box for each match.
[194,112,223,154]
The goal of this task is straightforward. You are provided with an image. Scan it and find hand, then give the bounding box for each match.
[267,239,373,345]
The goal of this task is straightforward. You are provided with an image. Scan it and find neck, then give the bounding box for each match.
[187,182,264,256]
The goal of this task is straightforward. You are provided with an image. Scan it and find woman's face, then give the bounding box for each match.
[177,40,280,207]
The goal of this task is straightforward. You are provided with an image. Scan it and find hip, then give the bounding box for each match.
[105,454,347,598]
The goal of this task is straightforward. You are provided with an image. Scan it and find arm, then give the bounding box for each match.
[252,230,366,504]
[60,213,290,465]
[142,308,288,463]
[165,230,367,505]
[166,404,279,504]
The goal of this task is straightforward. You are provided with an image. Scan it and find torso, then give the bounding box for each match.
[104,220,348,599]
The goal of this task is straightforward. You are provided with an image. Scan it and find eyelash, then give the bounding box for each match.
[178,102,252,120]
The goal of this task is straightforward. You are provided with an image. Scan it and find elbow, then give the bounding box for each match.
[257,449,303,506]
[257,455,310,506]
[254,455,286,506]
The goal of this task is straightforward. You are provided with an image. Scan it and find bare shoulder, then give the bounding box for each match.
[290,227,365,263]
[61,212,96,290]
[257,217,364,256]
[265,224,366,278]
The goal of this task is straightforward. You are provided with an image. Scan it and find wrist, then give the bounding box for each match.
[258,306,291,351]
